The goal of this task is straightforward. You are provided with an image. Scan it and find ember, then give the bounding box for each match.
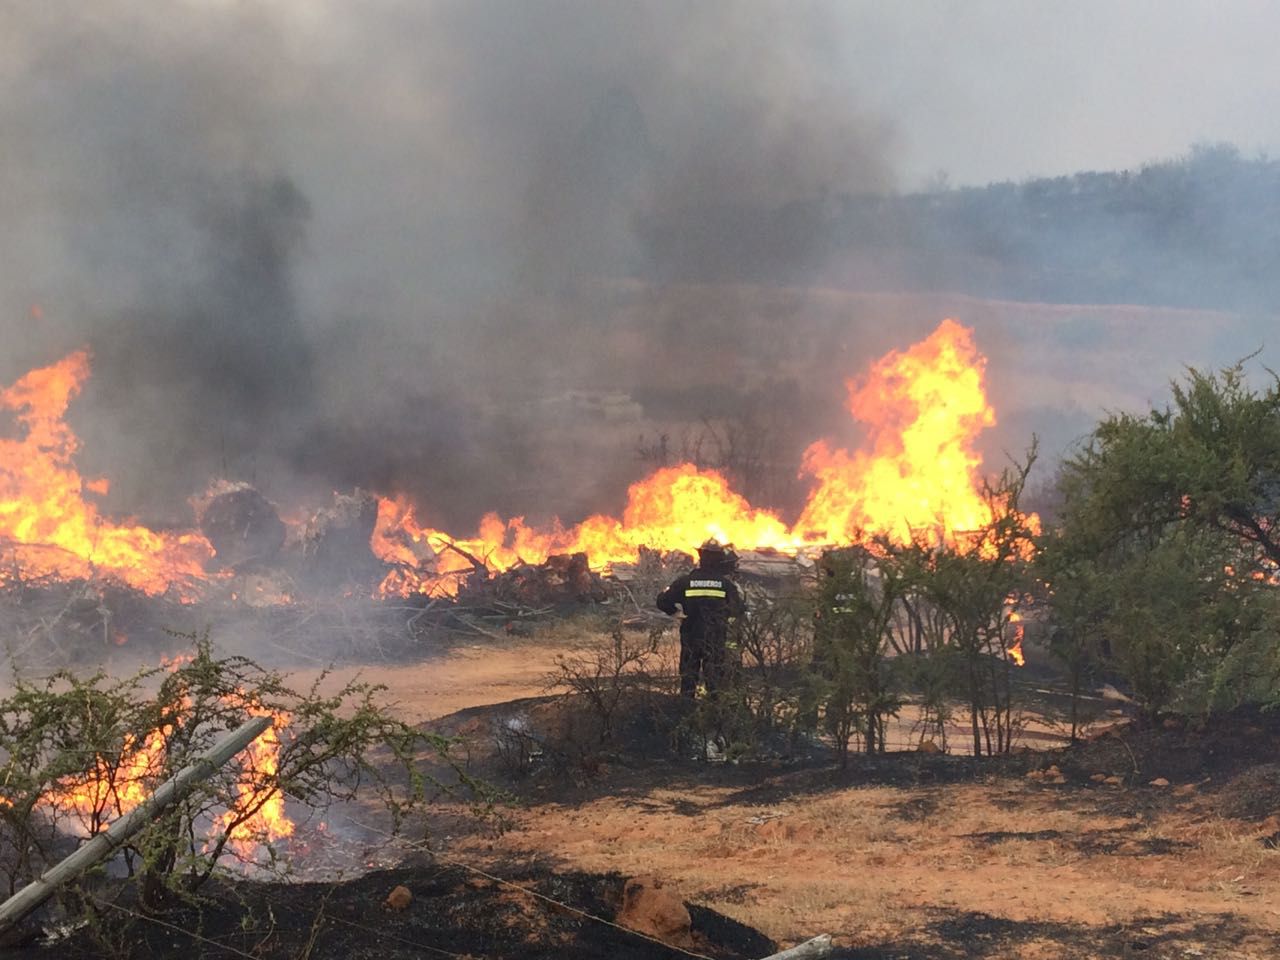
[1008,610,1026,667]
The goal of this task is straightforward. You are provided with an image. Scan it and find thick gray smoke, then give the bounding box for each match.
[0,1,894,528]
[5,3,1276,538]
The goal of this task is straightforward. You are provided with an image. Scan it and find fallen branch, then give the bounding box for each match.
[614,579,646,616]
[450,614,508,642]
[434,538,489,575]
[758,934,833,960]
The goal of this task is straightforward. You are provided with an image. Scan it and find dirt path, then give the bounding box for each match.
[283,617,652,724]
[288,635,592,724]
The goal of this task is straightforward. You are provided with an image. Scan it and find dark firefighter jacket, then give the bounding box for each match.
[656,567,745,641]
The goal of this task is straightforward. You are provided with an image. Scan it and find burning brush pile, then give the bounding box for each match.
[0,318,1046,953]
[0,318,1034,667]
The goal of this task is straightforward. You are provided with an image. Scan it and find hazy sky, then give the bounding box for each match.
[221,1,1280,189]
[833,1,1280,186]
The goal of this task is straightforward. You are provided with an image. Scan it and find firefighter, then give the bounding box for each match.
[656,538,745,699]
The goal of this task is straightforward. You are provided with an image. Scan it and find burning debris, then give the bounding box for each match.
[0,321,1037,656]
[197,482,286,571]
[361,318,1037,597]
[296,489,383,587]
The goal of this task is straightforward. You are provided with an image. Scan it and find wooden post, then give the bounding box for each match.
[758,934,834,960]
[0,715,273,936]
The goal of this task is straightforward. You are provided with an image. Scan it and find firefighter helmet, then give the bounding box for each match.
[698,538,738,571]
[697,538,726,564]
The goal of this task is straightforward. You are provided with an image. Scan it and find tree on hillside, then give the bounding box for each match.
[827,145,1280,311]
[1047,362,1280,717]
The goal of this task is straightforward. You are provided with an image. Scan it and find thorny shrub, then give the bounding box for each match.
[0,632,496,918]
[541,601,823,767]
[709,588,815,758]
[545,622,675,763]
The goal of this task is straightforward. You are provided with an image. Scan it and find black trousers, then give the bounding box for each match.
[679,629,726,699]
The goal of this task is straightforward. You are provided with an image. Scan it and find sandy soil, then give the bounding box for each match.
[336,627,1280,959]
[290,634,594,724]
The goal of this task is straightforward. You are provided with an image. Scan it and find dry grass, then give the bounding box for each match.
[451,773,1280,948]
[538,611,626,640]
[337,629,1280,951]
[1191,819,1280,881]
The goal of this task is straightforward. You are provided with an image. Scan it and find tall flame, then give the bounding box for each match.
[0,351,212,594]
[374,319,1032,595]
[1,320,1031,599]
[795,318,997,545]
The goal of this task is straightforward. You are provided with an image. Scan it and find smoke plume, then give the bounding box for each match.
[4,3,1275,534]
[0,1,895,528]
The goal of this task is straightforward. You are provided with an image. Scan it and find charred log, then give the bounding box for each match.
[297,490,384,588]
[457,552,607,609]
[198,485,286,571]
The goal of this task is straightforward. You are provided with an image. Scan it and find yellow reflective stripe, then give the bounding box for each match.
[685,588,727,598]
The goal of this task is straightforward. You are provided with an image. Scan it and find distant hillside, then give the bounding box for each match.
[641,145,1280,313]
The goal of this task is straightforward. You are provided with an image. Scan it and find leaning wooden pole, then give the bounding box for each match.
[0,714,273,936]
[758,934,834,960]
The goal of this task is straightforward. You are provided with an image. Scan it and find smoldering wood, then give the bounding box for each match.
[0,574,576,671]
[456,551,606,607]
[0,572,207,670]
[0,522,650,669]
[297,490,383,587]
[0,715,274,938]
[198,485,286,570]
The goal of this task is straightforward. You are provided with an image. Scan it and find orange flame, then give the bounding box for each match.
[1007,610,1026,667]
[212,706,295,859]
[45,715,294,856]
[0,351,212,595]
[374,320,1037,594]
[36,656,294,855]
[373,464,802,596]
[44,727,171,831]
[2,320,1034,600]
